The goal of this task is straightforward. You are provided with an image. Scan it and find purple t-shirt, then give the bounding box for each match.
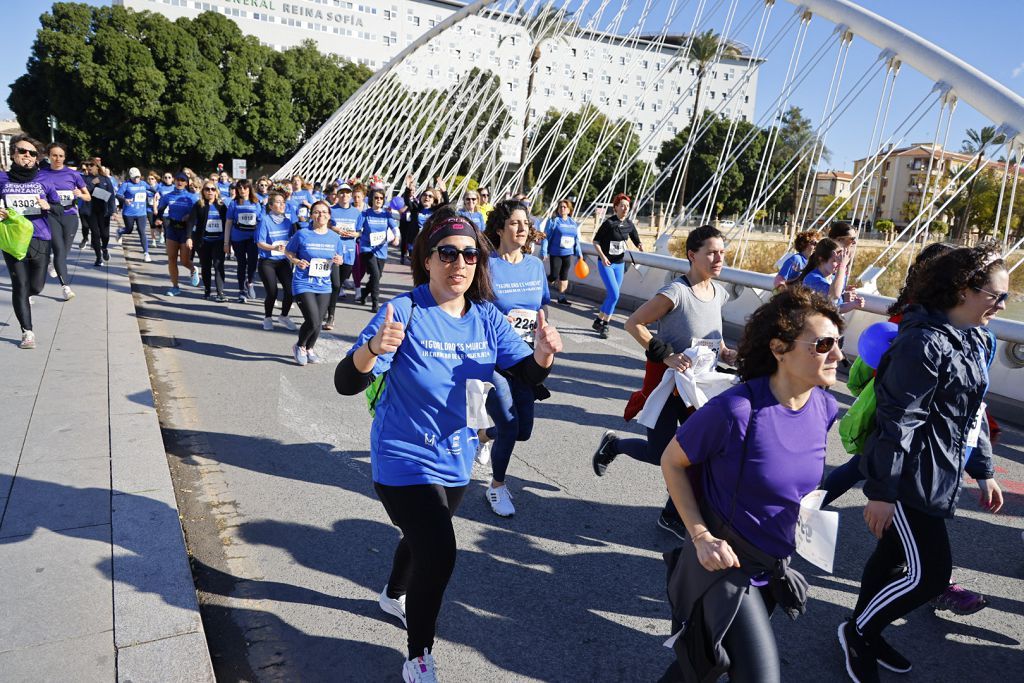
[0,171,63,241]
[39,166,86,216]
[676,376,838,558]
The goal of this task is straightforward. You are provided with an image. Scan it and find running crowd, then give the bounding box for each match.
[1,133,1011,683]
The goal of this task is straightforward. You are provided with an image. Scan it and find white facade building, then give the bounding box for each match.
[117,0,761,162]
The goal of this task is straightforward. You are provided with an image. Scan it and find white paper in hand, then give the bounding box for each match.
[465,379,495,430]
[795,490,839,573]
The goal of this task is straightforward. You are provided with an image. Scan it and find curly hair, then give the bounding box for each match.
[886,242,954,316]
[736,287,845,381]
[484,199,531,253]
[411,205,494,303]
[793,230,819,253]
[908,242,1006,312]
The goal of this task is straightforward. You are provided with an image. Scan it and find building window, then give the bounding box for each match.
[409,15,420,26]
[619,56,626,66]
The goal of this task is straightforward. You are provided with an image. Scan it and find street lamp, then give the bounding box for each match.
[46,115,57,143]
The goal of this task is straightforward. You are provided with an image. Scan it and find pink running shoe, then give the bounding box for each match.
[931,582,987,615]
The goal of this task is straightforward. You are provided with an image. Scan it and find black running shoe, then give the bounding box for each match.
[598,321,610,339]
[874,634,912,674]
[102,248,109,261]
[592,317,603,331]
[557,296,570,306]
[592,430,618,476]
[657,511,687,541]
[94,257,103,267]
[838,620,880,683]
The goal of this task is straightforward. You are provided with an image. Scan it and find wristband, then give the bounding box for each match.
[366,337,380,356]
[691,530,711,543]
[645,337,674,363]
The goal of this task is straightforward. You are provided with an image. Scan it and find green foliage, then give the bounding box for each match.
[8,3,371,170]
[875,219,895,234]
[928,219,949,237]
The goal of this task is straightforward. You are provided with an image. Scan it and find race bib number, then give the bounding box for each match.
[6,193,41,216]
[91,187,112,202]
[369,229,387,247]
[298,207,309,220]
[133,192,147,204]
[608,240,625,256]
[205,218,223,234]
[795,490,839,573]
[691,337,721,364]
[336,219,356,233]
[508,308,538,344]
[237,212,257,227]
[560,235,575,250]
[307,258,331,278]
[57,190,74,207]
[965,402,987,448]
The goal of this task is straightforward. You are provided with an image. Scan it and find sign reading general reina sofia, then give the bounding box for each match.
[225,0,366,27]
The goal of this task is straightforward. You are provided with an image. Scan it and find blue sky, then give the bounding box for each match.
[3,1,1023,171]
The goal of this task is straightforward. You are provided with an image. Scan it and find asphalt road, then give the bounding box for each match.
[118,234,1024,682]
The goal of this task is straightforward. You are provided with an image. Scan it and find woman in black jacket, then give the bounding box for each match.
[840,244,1007,683]
[191,182,229,301]
[591,193,643,338]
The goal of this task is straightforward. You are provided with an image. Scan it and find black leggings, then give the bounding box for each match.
[853,502,951,640]
[231,238,258,292]
[549,254,572,282]
[375,482,467,661]
[259,258,294,318]
[49,213,79,286]
[295,291,329,349]
[199,240,226,297]
[327,262,354,318]
[360,253,385,305]
[659,586,779,683]
[85,212,110,256]
[3,237,50,332]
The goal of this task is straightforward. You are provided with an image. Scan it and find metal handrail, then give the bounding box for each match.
[579,243,1024,344]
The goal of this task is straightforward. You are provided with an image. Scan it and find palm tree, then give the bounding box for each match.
[955,125,1005,241]
[672,30,742,216]
[502,8,573,192]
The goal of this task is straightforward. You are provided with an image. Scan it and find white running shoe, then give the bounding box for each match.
[402,649,438,683]
[48,264,57,278]
[28,296,35,306]
[262,317,274,330]
[378,585,407,628]
[279,316,297,331]
[475,440,492,466]
[292,344,307,366]
[19,330,36,349]
[486,485,515,517]
[143,252,152,263]
[246,282,256,300]
[62,285,75,301]
[190,269,201,287]
[305,349,323,364]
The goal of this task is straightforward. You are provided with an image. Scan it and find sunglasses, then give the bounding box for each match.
[479,193,490,198]
[794,336,844,354]
[14,147,38,157]
[203,187,218,191]
[432,245,480,265]
[972,286,1010,306]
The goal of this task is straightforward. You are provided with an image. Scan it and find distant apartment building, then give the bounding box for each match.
[850,143,1012,228]
[809,169,853,223]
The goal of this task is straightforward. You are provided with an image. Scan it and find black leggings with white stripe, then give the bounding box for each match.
[852,502,952,640]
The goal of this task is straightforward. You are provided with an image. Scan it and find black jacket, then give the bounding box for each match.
[190,202,227,242]
[860,305,995,517]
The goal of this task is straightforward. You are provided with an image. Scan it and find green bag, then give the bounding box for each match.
[0,208,34,260]
[364,299,416,417]
[839,376,876,455]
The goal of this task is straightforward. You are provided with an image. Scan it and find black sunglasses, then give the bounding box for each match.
[794,336,844,354]
[432,245,480,265]
[972,286,1010,306]
[14,147,38,157]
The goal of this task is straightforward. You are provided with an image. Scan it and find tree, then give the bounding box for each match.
[671,30,742,214]
[821,194,852,221]
[8,3,371,169]
[954,125,1006,241]
[772,106,830,225]
[503,7,573,192]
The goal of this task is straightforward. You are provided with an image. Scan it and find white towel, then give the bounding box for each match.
[636,347,737,428]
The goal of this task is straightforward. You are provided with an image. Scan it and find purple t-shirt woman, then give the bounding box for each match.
[676,376,838,558]
[39,166,86,216]
[0,171,63,240]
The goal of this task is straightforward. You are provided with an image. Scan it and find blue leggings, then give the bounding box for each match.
[484,371,536,482]
[598,260,625,316]
[821,453,863,506]
[121,215,149,254]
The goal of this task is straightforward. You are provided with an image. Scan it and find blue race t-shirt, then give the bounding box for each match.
[287,228,341,295]
[357,208,397,260]
[676,376,838,558]
[255,213,293,259]
[119,180,153,217]
[542,216,582,258]
[217,181,231,203]
[157,188,199,222]
[489,254,551,314]
[778,253,808,282]
[330,204,361,265]
[288,189,316,226]
[199,204,227,242]
[228,200,262,241]
[0,172,62,240]
[801,269,838,305]
[458,209,485,230]
[38,167,87,216]
[417,206,434,230]
[348,285,533,486]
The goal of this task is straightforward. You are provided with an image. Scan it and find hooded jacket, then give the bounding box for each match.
[860,304,994,517]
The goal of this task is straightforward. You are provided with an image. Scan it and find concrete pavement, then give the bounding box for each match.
[0,235,214,681]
